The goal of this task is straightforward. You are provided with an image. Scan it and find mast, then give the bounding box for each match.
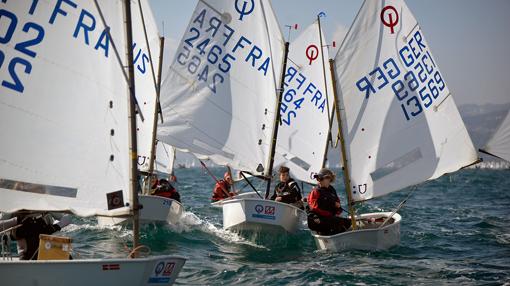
[329,59,357,230]
[123,0,141,250]
[169,147,177,179]
[317,15,333,168]
[265,42,290,199]
[144,37,166,194]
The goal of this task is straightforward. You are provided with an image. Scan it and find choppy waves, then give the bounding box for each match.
[63,168,509,285]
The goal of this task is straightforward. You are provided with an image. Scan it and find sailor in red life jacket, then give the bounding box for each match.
[211,172,236,202]
[151,179,181,202]
[307,168,351,235]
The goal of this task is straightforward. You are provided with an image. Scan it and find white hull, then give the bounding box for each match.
[97,195,183,227]
[210,191,261,208]
[312,212,401,251]
[0,255,185,286]
[221,198,305,233]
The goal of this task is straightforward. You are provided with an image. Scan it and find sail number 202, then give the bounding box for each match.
[0,9,45,94]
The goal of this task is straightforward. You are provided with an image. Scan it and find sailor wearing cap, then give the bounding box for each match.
[307,168,351,235]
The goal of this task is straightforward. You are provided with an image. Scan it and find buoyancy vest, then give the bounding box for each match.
[316,186,339,215]
[212,180,231,201]
[273,178,301,203]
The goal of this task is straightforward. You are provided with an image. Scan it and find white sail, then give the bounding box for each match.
[0,1,132,216]
[273,21,335,183]
[334,0,478,201]
[157,0,285,175]
[483,110,510,162]
[154,141,176,175]
[132,1,162,173]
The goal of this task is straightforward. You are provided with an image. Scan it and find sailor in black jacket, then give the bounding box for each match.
[270,166,304,209]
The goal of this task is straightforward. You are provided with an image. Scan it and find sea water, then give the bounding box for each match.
[61,168,510,285]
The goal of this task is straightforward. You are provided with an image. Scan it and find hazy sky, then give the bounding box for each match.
[149,0,510,106]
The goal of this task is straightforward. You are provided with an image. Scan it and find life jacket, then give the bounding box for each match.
[212,180,232,201]
[315,186,339,215]
[154,188,175,198]
[153,183,180,202]
[273,178,301,203]
[275,179,294,196]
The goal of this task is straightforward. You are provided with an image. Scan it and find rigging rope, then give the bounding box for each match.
[93,0,145,121]
[379,185,418,228]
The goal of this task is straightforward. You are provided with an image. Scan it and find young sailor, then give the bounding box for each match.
[307,168,351,235]
[3,212,71,260]
[152,178,181,202]
[211,172,236,202]
[270,166,304,209]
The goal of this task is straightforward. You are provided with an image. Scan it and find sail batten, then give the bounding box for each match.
[334,0,478,201]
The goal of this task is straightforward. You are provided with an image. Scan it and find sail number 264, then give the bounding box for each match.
[0,9,45,94]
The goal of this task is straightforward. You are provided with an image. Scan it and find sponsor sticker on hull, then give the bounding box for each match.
[252,204,276,220]
[148,261,175,284]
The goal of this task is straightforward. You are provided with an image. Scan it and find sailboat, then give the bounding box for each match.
[210,17,337,215]
[480,110,510,162]
[146,141,184,225]
[0,0,185,284]
[157,0,311,233]
[97,2,183,227]
[312,0,479,251]
[219,18,338,233]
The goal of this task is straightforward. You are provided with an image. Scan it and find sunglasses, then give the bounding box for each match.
[316,176,331,181]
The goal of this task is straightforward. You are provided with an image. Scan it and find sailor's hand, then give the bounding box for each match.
[314,218,321,224]
[56,214,71,228]
[275,197,282,202]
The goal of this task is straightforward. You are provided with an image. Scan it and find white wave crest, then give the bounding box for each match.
[167,211,267,249]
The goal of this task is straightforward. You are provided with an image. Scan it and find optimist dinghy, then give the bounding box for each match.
[221,197,305,233]
[313,0,479,251]
[0,0,185,284]
[97,194,184,226]
[98,143,184,227]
